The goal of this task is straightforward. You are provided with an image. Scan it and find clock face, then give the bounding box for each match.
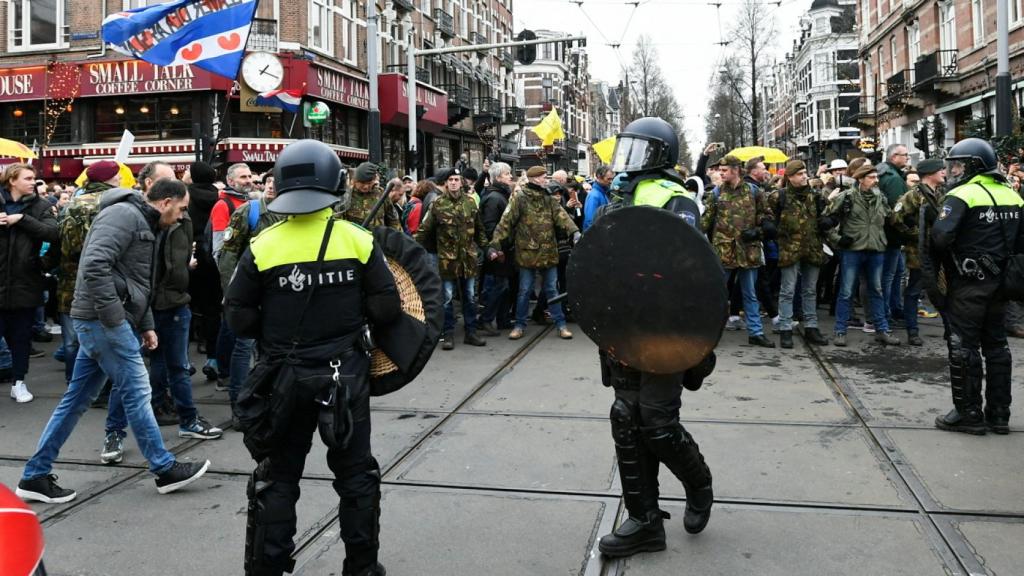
[241,52,284,93]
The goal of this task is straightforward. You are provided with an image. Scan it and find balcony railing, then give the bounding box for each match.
[474,97,502,124]
[383,65,431,84]
[884,69,912,106]
[246,18,277,53]
[472,32,488,55]
[914,49,959,88]
[503,106,526,125]
[501,50,514,71]
[434,9,454,38]
[440,84,472,109]
[392,0,415,12]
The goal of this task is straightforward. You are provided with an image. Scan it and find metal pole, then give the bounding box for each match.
[367,1,382,163]
[996,0,1012,136]
[407,27,418,181]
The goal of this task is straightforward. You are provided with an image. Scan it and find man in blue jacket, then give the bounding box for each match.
[583,165,614,231]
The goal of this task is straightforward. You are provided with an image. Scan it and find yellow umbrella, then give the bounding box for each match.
[0,137,37,159]
[74,162,137,189]
[726,146,788,164]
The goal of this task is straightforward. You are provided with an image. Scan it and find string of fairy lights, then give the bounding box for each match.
[43,60,81,147]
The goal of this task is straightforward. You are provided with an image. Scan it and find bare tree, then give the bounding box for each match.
[624,36,693,168]
[705,57,750,149]
[727,0,776,145]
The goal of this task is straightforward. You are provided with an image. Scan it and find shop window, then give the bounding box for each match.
[94,96,196,142]
[1,102,42,144]
[8,0,67,51]
[229,101,285,139]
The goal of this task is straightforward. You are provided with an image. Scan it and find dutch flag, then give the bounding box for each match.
[102,0,260,81]
[255,88,304,113]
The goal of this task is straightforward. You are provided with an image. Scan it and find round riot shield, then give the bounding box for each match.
[368,227,444,396]
[567,206,727,374]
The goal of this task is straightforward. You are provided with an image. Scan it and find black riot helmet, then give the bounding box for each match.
[611,117,679,174]
[268,140,347,214]
[945,137,999,186]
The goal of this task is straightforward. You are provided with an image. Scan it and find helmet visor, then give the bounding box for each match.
[610,136,664,173]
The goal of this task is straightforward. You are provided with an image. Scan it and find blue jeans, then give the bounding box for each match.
[60,313,79,383]
[149,306,198,425]
[479,274,510,326]
[881,248,904,319]
[515,267,565,330]
[23,319,175,479]
[779,263,819,331]
[724,268,763,336]
[443,277,478,334]
[835,250,887,335]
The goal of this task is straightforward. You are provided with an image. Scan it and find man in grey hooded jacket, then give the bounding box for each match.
[18,180,211,505]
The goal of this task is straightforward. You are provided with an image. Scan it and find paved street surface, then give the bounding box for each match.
[2,314,1023,576]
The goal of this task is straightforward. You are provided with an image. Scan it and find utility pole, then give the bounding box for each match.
[996,0,1011,136]
[750,38,758,145]
[404,34,586,180]
[367,1,382,163]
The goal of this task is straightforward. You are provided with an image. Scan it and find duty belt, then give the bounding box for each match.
[953,253,1002,280]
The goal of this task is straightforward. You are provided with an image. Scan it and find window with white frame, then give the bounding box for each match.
[889,35,898,74]
[1012,0,1023,23]
[817,99,834,131]
[461,4,470,37]
[339,0,358,64]
[972,0,985,45]
[907,21,920,64]
[8,0,67,51]
[861,0,871,30]
[309,0,334,54]
[939,1,956,52]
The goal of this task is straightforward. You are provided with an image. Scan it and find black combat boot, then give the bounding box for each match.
[985,406,1010,435]
[683,483,714,534]
[463,332,486,346]
[935,346,985,435]
[803,327,829,346]
[779,330,794,349]
[748,334,775,348]
[598,509,669,557]
[440,333,454,351]
[907,331,924,346]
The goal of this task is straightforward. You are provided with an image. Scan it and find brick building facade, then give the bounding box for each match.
[856,0,1024,160]
[0,0,524,179]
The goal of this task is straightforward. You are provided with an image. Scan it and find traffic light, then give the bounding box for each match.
[913,126,929,156]
[515,30,537,65]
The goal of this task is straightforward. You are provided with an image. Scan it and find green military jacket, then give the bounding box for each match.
[700,180,772,269]
[415,192,487,279]
[218,198,287,291]
[342,185,401,231]
[56,181,113,313]
[824,185,890,252]
[890,183,944,270]
[489,183,579,270]
[766,185,827,268]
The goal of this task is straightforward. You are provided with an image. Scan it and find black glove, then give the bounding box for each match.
[838,235,855,249]
[817,216,836,233]
[761,221,778,241]
[740,228,761,242]
[683,351,716,391]
[841,195,853,216]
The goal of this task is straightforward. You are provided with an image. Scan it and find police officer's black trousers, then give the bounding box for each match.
[602,354,712,519]
[252,383,380,576]
[945,276,1012,417]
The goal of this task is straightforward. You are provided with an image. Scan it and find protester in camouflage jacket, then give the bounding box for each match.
[889,158,946,344]
[488,179,579,270]
[217,196,286,292]
[415,168,489,348]
[765,161,830,346]
[700,159,774,270]
[56,179,117,314]
[487,166,579,340]
[700,155,775,346]
[341,162,400,230]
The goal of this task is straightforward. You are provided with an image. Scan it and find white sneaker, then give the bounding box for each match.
[726,316,742,331]
[862,323,876,334]
[771,316,781,330]
[10,381,33,403]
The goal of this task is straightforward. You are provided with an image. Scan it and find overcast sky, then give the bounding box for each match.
[513,0,806,149]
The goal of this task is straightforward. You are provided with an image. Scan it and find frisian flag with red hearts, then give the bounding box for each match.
[101,0,260,81]
[256,87,304,113]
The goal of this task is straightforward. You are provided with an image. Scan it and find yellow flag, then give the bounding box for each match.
[531,108,565,146]
[592,136,616,164]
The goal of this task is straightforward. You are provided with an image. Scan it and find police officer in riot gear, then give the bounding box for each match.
[596,117,715,557]
[226,140,401,576]
[931,138,1023,435]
